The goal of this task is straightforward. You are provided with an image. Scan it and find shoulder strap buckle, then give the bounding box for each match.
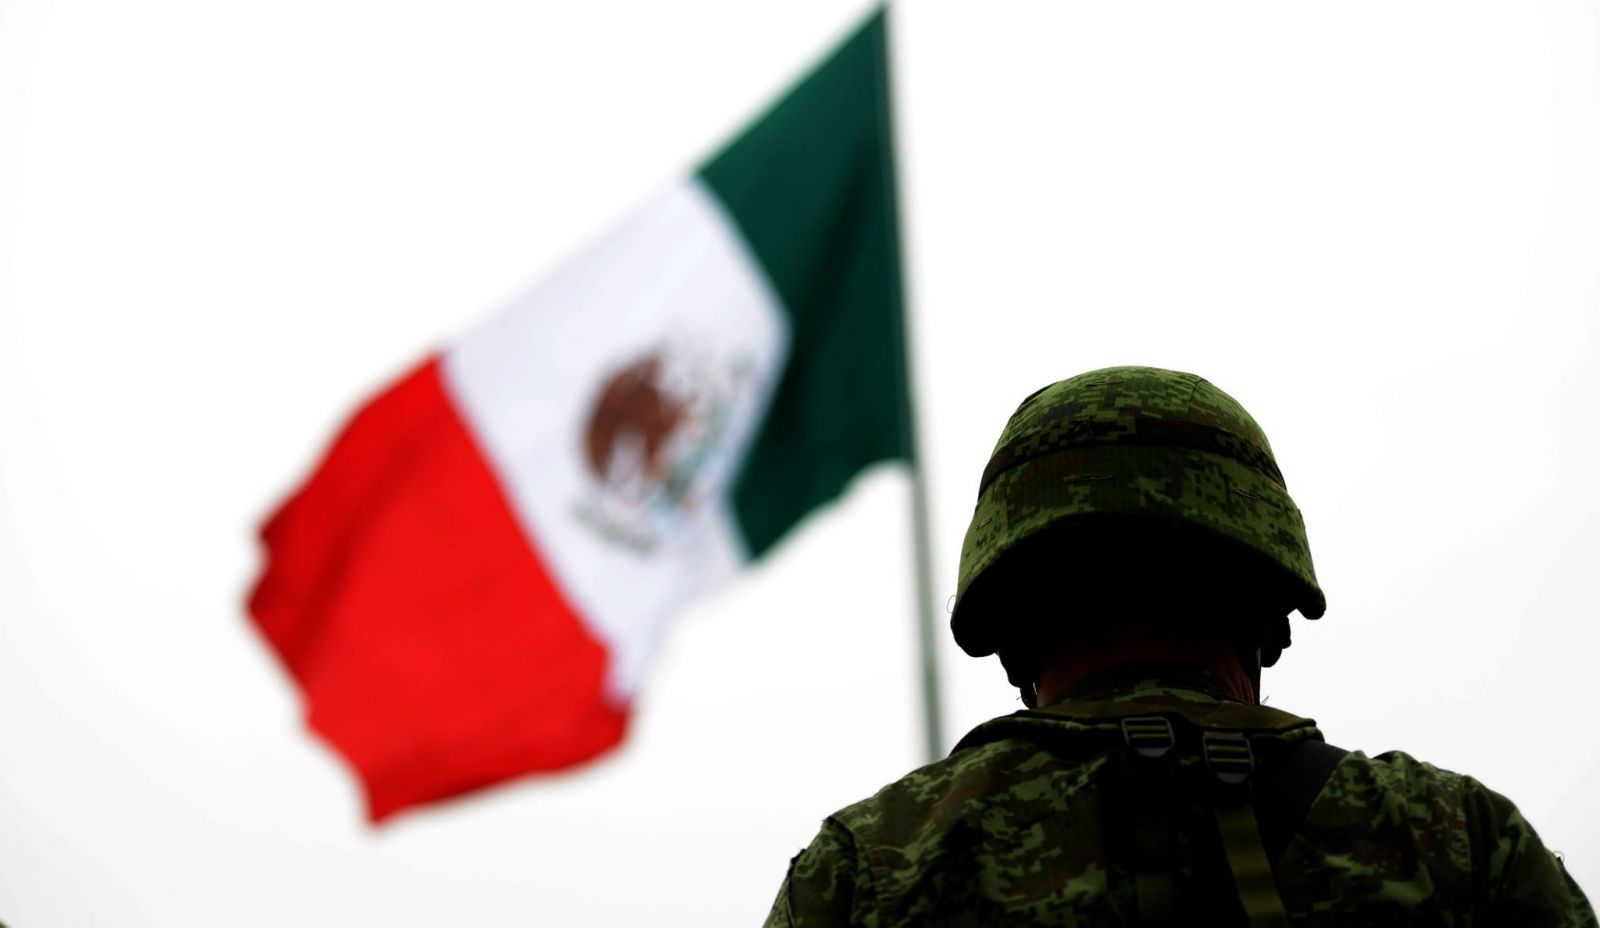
[1203,731,1255,786]
[1121,715,1176,759]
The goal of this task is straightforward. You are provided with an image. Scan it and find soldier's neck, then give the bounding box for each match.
[1035,640,1257,706]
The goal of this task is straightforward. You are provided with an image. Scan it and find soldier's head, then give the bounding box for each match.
[949,366,1325,707]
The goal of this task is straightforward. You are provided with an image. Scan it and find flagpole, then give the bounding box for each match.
[874,3,945,764]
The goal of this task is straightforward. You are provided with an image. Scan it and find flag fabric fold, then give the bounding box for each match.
[249,9,910,821]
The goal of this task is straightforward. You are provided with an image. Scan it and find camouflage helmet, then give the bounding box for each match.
[951,366,1325,657]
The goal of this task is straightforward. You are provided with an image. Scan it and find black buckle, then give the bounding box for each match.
[1121,716,1176,759]
[1203,732,1254,786]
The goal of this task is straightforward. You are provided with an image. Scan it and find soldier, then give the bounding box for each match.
[765,366,1595,926]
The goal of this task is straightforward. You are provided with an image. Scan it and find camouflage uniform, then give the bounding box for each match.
[766,367,1594,926]
[764,666,1596,926]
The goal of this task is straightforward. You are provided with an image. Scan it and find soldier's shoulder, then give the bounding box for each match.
[1324,747,1481,805]
[1283,745,1574,917]
[1335,748,1549,849]
[829,727,1104,844]
[812,728,1124,924]
[1309,746,1484,834]
[828,738,1009,831]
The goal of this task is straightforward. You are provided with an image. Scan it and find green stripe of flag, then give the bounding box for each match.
[699,8,912,557]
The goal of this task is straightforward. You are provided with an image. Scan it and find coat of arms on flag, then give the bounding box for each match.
[578,346,760,553]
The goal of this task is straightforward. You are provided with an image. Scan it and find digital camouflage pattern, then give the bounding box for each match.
[765,673,1596,927]
[952,367,1325,658]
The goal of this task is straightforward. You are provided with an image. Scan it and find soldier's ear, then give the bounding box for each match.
[1258,614,1291,668]
[998,643,1042,705]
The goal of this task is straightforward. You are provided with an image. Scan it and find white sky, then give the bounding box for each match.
[2,1,1597,924]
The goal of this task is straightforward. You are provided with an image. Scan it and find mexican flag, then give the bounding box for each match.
[248,9,911,822]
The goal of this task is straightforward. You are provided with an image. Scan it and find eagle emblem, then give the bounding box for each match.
[575,346,749,553]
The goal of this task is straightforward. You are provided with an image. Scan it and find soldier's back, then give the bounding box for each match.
[770,684,1595,927]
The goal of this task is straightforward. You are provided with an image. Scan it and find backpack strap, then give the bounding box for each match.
[1201,732,1289,927]
[1251,737,1348,866]
[1119,717,1182,926]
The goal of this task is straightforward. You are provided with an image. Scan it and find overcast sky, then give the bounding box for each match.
[3,1,1597,924]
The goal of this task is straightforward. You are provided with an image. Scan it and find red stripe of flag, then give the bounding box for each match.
[249,357,628,821]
